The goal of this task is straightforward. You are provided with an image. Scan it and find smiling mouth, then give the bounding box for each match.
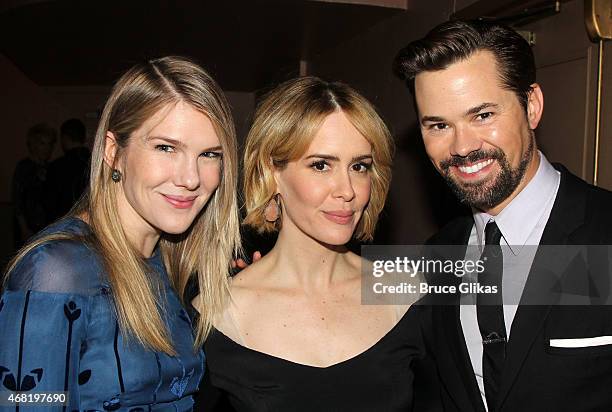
[162,194,198,209]
[323,211,354,225]
[455,158,495,175]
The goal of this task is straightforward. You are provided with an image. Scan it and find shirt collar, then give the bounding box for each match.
[473,151,559,253]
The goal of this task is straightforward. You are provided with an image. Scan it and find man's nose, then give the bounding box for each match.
[450,124,482,157]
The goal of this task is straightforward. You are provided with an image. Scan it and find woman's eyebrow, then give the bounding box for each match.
[148,135,185,148]
[352,154,373,162]
[304,154,373,162]
[304,154,339,161]
[148,137,222,152]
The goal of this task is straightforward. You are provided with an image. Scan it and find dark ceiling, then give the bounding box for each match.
[0,0,403,91]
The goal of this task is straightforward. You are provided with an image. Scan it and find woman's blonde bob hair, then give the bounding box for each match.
[4,56,241,353]
[243,76,394,241]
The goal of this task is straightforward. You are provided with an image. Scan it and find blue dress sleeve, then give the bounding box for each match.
[0,240,95,411]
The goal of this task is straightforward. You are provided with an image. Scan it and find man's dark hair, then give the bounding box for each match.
[60,118,86,144]
[393,19,536,112]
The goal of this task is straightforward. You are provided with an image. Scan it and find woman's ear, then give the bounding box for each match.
[104,132,119,169]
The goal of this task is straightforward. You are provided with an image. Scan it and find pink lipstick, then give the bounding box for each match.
[323,210,354,225]
[162,194,197,209]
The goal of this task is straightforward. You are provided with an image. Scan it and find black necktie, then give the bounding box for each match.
[477,221,506,411]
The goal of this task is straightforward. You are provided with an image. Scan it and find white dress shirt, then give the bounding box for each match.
[459,151,560,409]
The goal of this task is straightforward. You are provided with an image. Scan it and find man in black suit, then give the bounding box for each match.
[394,20,612,411]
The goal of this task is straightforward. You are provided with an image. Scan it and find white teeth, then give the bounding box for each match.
[458,159,493,174]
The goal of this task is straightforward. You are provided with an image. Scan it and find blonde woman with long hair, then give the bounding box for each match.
[202,77,424,411]
[0,56,240,411]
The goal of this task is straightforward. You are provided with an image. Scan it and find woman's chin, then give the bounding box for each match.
[155,220,194,236]
[312,231,354,248]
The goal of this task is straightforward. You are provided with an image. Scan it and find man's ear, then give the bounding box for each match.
[526,83,544,130]
[104,132,119,169]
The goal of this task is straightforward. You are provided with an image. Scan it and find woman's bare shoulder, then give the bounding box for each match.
[231,257,265,286]
[229,253,278,300]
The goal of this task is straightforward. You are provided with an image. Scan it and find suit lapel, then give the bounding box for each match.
[430,217,486,412]
[436,304,487,412]
[496,165,587,409]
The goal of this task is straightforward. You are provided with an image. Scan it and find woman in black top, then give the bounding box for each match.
[198,77,425,411]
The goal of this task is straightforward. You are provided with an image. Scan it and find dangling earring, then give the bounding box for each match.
[264,194,281,222]
[111,169,122,182]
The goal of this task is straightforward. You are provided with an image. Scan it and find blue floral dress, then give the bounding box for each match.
[0,217,204,411]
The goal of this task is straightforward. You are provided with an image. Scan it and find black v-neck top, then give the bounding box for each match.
[203,306,424,411]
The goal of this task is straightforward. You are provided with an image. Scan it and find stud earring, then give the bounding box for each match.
[111,169,122,182]
[264,194,281,222]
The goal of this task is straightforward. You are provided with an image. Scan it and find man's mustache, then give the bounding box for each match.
[439,149,505,170]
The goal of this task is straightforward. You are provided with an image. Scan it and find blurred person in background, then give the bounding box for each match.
[11,123,56,245]
[46,118,91,220]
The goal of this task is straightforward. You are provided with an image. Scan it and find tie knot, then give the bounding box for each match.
[484,221,503,245]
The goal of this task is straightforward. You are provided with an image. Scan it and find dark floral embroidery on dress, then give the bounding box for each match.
[20,368,43,391]
[64,301,81,322]
[78,370,91,385]
[63,300,82,395]
[0,367,43,391]
[169,368,194,398]
[0,218,204,411]
[103,395,121,411]
[0,366,16,391]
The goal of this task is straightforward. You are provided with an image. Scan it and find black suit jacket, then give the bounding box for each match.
[416,165,612,412]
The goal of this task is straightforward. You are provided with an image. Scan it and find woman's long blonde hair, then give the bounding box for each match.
[4,56,241,353]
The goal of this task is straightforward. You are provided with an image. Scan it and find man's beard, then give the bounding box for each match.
[439,133,535,210]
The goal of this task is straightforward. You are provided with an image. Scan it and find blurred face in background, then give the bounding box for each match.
[28,134,56,164]
[274,110,372,246]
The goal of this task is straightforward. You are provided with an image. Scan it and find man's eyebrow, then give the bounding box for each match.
[421,115,446,124]
[464,102,499,116]
[420,103,500,124]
